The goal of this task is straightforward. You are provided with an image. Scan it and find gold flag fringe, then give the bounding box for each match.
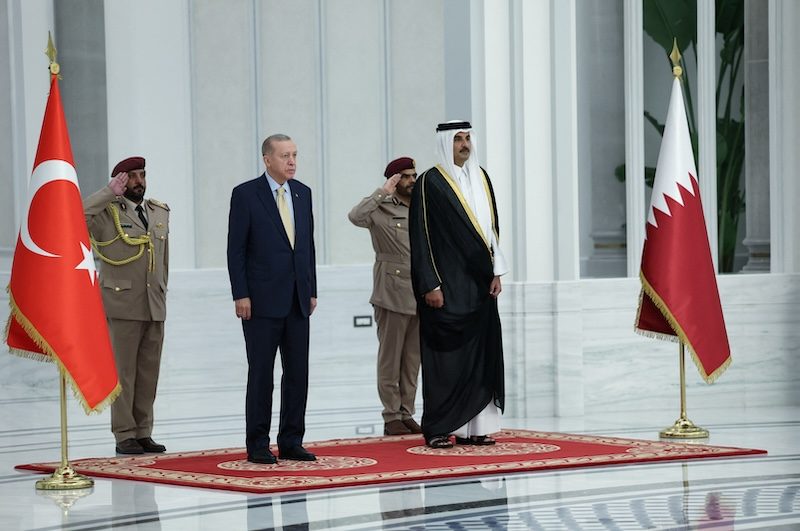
[5,286,54,363]
[633,287,680,343]
[634,272,731,384]
[6,287,120,414]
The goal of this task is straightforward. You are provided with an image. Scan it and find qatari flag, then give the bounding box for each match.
[635,77,731,383]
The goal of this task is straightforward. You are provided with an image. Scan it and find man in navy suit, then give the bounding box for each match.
[227,133,318,464]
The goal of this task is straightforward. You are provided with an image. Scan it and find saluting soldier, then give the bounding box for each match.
[348,157,422,436]
[83,156,170,455]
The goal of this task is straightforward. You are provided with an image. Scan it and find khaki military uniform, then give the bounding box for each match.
[84,186,169,443]
[348,188,420,423]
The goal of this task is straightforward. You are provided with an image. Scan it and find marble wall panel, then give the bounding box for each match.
[190,0,257,268]
[322,2,386,266]
[257,0,321,193]
[499,283,557,417]
[580,275,800,415]
[104,0,195,268]
[0,1,16,265]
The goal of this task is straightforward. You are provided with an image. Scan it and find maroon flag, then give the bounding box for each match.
[635,77,731,383]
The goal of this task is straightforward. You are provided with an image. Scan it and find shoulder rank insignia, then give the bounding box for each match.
[148,198,170,211]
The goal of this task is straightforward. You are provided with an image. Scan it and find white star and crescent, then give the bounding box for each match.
[74,241,98,285]
[21,159,97,285]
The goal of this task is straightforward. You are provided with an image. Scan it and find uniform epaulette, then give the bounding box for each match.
[113,198,128,211]
[148,198,170,211]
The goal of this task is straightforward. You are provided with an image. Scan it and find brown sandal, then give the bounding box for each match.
[426,435,453,449]
[455,435,496,446]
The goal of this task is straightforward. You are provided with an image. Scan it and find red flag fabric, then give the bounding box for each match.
[5,73,119,412]
[635,77,731,383]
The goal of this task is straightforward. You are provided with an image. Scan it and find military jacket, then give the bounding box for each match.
[83,187,169,321]
[348,188,416,315]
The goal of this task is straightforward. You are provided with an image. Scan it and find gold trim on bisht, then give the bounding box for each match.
[419,170,442,286]
[435,164,493,257]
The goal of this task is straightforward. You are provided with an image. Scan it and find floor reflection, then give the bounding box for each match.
[112,481,161,530]
[247,493,308,531]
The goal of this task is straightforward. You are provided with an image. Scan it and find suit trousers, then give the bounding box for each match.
[242,293,310,454]
[374,306,420,422]
[109,319,165,443]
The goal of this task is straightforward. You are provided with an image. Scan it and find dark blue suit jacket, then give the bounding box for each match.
[227,174,317,318]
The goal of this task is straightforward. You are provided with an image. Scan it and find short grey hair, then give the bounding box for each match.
[262,134,292,156]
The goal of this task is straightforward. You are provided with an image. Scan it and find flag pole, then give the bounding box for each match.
[34,32,94,491]
[35,366,94,490]
[659,341,709,439]
[648,39,710,440]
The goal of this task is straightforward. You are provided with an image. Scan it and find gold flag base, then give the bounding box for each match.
[659,342,710,439]
[659,416,709,439]
[35,464,94,490]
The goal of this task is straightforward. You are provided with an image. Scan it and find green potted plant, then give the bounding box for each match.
[616,0,745,272]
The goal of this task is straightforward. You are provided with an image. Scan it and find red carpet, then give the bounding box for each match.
[17,429,766,494]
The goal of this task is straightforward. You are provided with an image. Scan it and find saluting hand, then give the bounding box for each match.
[382,173,401,195]
[108,172,129,196]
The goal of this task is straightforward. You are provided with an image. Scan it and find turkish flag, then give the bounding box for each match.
[5,73,119,412]
[635,77,731,383]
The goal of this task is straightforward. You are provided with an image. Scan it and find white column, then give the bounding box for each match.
[473,0,564,284]
[474,0,583,415]
[551,0,584,416]
[623,0,645,277]
[551,0,580,281]
[518,0,555,282]
[10,0,55,229]
[0,1,54,270]
[470,0,514,279]
[104,0,195,269]
[768,0,783,273]
[742,0,771,272]
[697,1,718,270]
[769,0,800,273]
[509,0,527,281]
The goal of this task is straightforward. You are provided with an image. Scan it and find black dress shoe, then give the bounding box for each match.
[279,445,317,461]
[248,448,277,464]
[116,438,144,454]
[137,437,167,453]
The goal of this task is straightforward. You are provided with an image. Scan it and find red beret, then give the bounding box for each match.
[383,157,415,178]
[111,156,145,177]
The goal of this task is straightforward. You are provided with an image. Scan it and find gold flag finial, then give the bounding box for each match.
[45,31,60,76]
[669,38,682,78]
